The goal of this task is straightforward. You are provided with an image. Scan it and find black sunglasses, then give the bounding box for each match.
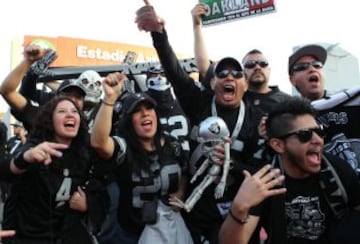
[278,125,326,143]
[244,60,269,69]
[216,69,243,79]
[292,61,323,73]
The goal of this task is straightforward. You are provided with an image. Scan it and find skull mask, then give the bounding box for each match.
[146,64,170,91]
[76,70,103,104]
[197,117,230,157]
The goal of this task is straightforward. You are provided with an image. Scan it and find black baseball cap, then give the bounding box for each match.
[147,64,164,78]
[57,79,86,97]
[214,57,243,75]
[288,44,327,74]
[122,92,157,115]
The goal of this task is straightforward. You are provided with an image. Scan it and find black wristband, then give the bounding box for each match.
[102,100,115,106]
[13,151,31,170]
[229,208,249,225]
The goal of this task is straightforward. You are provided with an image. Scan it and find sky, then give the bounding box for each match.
[1,0,360,112]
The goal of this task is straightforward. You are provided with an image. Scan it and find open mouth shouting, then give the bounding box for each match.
[222,83,236,101]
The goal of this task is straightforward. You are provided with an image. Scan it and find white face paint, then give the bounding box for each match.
[146,64,171,91]
[146,76,171,91]
[76,70,103,104]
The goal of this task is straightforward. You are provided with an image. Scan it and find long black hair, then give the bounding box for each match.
[28,96,89,163]
[119,101,163,176]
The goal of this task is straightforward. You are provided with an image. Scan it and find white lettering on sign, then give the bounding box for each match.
[205,0,272,16]
[76,45,158,63]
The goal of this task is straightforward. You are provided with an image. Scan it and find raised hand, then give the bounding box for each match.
[191,3,207,26]
[28,49,58,76]
[23,44,49,63]
[135,0,164,32]
[232,164,286,211]
[102,72,126,104]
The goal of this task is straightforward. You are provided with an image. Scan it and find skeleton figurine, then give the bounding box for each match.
[171,116,231,212]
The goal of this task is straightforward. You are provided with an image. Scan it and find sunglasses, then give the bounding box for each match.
[292,61,323,73]
[244,60,269,69]
[216,69,243,79]
[278,125,326,143]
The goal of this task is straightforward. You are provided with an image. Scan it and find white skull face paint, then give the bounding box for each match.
[146,76,170,91]
[146,64,171,91]
[76,70,103,104]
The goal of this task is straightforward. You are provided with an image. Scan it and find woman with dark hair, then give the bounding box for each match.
[91,72,193,243]
[1,96,109,244]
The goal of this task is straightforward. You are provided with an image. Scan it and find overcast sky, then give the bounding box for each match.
[1,0,360,112]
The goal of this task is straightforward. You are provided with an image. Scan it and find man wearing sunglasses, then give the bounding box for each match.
[136,2,266,243]
[289,44,327,101]
[242,50,291,242]
[289,44,360,182]
[220,97,360,244]
[242,49,291,114]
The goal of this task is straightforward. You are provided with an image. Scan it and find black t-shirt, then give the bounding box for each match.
[284,174,332,243]
[251,153,360,243]
[244,86,291,115]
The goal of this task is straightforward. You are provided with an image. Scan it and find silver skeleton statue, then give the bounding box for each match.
[171,116,231,212]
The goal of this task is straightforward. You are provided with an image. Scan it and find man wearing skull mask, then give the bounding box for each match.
[73,70,104,132]
[145,64,191,155]
[77,70,103,105]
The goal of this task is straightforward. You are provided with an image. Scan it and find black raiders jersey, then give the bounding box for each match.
[111,134,188,234]
[146,87,191,154]
[8,142,96,240]
[244,86,291,116]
